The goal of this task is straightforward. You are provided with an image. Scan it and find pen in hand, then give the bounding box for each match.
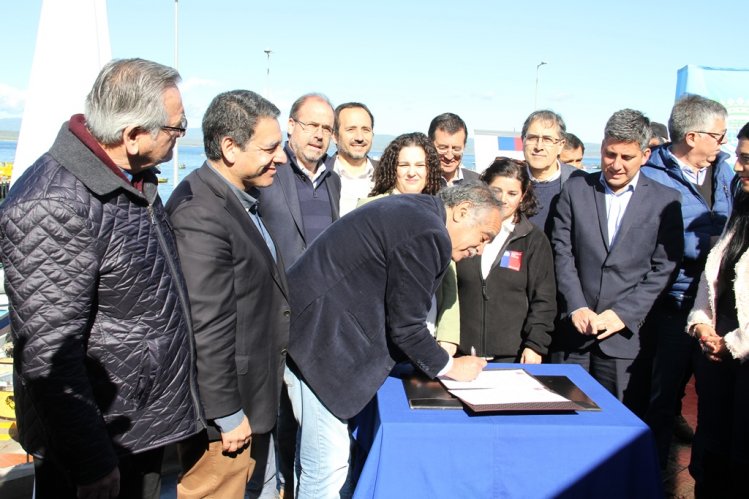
[471,346,477,357]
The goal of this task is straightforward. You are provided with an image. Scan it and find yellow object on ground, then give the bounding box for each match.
[0,358,13,421]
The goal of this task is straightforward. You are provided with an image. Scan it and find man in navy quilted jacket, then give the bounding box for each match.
[0,58,203,499]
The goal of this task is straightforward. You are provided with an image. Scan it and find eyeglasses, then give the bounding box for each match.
[524,134,562,146]
[161,118,188,138]
[694,130,727,144]
[293,119,334,137]
[435,145,464,155]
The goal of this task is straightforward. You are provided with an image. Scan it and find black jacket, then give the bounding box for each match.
[457,215,556,358]
[166,164,290,438]
[288,195,450,419]
[0,122,203,485]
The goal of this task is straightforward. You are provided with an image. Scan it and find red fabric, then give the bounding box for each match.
[68,114,130,183]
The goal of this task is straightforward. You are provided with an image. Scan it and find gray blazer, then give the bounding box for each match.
[551,172,683,359]
[258,143,341,270]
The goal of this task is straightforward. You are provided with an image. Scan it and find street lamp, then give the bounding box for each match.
[534,61,547,110]
[264,49,272,98]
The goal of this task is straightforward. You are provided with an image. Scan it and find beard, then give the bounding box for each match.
[339,144,368,161]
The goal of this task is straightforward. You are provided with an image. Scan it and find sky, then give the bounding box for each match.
[1,0,747,145]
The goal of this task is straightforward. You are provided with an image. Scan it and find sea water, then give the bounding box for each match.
[0,141,600,201]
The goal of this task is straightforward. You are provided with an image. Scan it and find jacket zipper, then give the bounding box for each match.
[480,229,525,358]
[147,203,206,428]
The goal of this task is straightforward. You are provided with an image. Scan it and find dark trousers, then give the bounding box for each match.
[33,447,164,499]
[551,343,650,416]
[277,383,297,499]
[691,352,749,497]
[643,300,698,469]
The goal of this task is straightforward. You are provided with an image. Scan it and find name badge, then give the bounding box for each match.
[499,250,523,271]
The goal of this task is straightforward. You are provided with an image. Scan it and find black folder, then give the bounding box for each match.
[402,372,600,412]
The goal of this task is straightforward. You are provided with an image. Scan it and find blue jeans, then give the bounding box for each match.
[284,364,354,499]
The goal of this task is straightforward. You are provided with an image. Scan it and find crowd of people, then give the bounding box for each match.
[0,57,747,499]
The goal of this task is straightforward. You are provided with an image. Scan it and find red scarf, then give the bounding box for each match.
[67,114,133,185]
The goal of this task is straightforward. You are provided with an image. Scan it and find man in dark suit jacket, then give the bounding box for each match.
[258,93,341,270]
[256,93,341,496]
[166,90,290,498]
[429,112,480,186]
[550,109,683,414]
[285,184,502,498]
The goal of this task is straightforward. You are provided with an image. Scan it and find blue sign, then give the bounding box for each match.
[675,65,749,155]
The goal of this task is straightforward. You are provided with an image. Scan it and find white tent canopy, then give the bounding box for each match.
[12,0,111,184]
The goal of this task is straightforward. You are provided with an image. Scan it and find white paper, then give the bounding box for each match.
[440,368,573,406]
[450,387,570,405]
[440,369,544,390]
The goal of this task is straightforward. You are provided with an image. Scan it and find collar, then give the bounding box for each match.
[49,117,156,201]
[285,141,329,182]
[528,161,562,183]
[334,155,374,179]
[69,114,130,183]
[599,171,639,195]
[205,161,260,212]
[666,146,708,177]
[450,164,466,182]
[501,216,516,233]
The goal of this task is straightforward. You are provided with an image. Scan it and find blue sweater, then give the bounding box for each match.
[640,145,734,300]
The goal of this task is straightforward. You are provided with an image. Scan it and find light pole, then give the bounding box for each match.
[264,49,272,98]
[534,61,547,110]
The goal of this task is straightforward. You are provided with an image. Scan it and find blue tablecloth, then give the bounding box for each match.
[353,363,662,499]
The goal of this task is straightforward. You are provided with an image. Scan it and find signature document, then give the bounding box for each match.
[440,369,581,411]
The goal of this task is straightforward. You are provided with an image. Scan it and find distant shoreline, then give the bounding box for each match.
[0,134,207,147]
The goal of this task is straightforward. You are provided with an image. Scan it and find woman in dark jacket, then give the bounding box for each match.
[457,157,556,362]
[685,122,749,497]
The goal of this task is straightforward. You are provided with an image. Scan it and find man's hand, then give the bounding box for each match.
[438,341,458,357]
[520,348,542,364]
[594,309,626,340]
[571,307,599,335]
[77,467,120,499]
[444,356,487,381]
[220,415,252,453]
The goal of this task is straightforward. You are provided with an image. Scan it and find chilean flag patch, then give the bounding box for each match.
[499,250,523,271]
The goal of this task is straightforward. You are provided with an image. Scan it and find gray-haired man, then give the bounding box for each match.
[286,183,499,498]
[0,58,203,499]
[641,94,735,470]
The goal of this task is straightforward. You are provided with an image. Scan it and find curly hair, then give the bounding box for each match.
[479,157,540,221]
[370,132,442,196]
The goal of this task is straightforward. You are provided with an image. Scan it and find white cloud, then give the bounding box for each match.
[0,83,26,118]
